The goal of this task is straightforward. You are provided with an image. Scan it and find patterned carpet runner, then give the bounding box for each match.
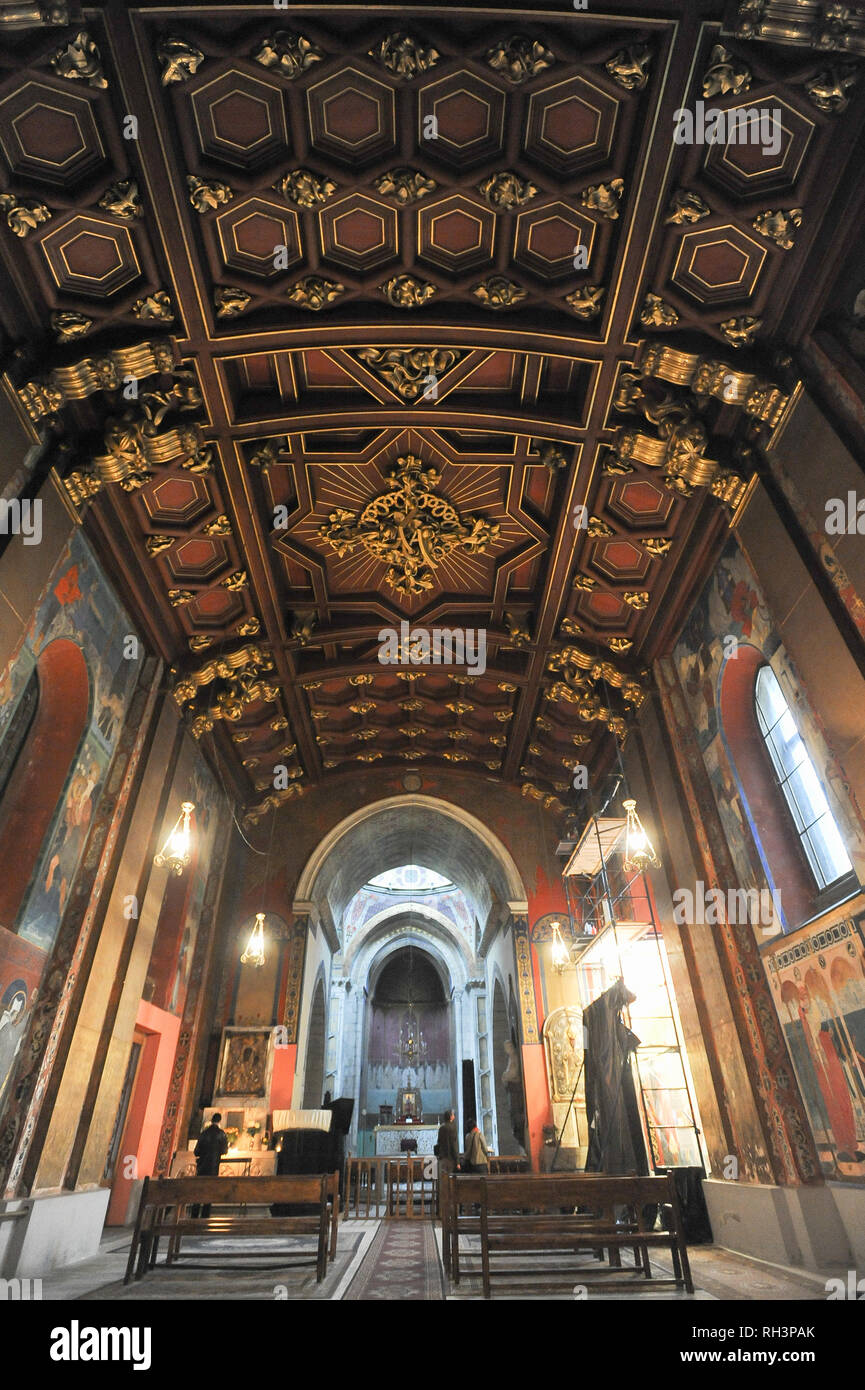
[343,1222,444,1300]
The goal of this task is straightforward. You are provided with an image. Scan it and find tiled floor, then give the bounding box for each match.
[34,1222,843,1302]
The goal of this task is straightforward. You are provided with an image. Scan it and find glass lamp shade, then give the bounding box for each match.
[154,801,195,875]
[622,798,660,872]
[550,920,570,974]
[241,912,266,967]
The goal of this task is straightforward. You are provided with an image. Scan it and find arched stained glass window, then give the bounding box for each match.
[754,665,852,892]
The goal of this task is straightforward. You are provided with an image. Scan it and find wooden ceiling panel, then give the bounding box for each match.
[1,3,862,820]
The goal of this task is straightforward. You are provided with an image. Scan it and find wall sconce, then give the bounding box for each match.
[241,911,266,968]
[550,920,570,974]
[622,798,660,873]
[154,801,195,876]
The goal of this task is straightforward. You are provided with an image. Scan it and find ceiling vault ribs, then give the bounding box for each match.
[0,3,861,814]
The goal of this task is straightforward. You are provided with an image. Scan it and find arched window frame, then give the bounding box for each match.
[753,664,854,897]
[718,645,859,933]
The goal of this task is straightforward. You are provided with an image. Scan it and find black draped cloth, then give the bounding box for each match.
[584,979,647,1175]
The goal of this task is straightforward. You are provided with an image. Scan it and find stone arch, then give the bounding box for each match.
[294,793,527,929]
[300,972,327,1108]
[343,902,473,982]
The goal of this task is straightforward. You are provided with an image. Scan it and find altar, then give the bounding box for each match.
[374,1123,439,1156]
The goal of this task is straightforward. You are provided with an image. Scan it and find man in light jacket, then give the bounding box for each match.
[463,1120,490,1173]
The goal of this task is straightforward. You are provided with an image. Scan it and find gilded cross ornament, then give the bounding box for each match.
[752,208,802,250]
[605,44,651,90]
[355,347,464,400]
[581,179,624,220]
[51,310,92,341]
[0,194,50,236]
[565,284,605,319]
[370,32,439,77]
[276,170,337,207]
[252,31,323,76]
[702,45,751,97]
[381,274,436,308]
[215,286,252,319]
[98,179,142,220]
[317,453,500,598]
[665,190,711,225]
[287,276,344,310]
[188,176,233,212]
[158,37,204,83]
[473,276,526,309]
[374,168,437,205]
[720,315,762,348]
[641,294,679,328]
[478,172,538,209]
[133,291,174,323]
[50,29,106,86]
[805,66,858,112]
[486,34,554,83]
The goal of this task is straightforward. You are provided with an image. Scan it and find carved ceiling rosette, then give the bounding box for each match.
[317,453,500,598]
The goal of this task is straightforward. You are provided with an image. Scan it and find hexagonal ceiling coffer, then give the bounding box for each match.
[703,97,814,197]
[168,538,229,582]
[320,193,398,271]
[40,214,140,297]
[524,76,618,176]
[590,538,651,584]
[419,71,505,169]
[514,201,596,281]
[418,194,494,273]
[189,588,244,627]
[307,66,396,167]
[216,197,302,277]
[578,587,629,627]
[0,80,105,187]
[191,70,288,170]
[143,476,212,526]
[607,477,674,527]
[671,224,767,307]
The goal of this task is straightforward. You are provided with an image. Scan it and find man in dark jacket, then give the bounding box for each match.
[436,1108,459,1171]
[193,1112,228,1217]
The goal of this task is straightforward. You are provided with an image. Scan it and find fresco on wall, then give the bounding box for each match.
[674,535,865,1180]
[767,916,865,1179]
[674,536,865,899]
[0,529,142,1102]
[167,751,223,1017]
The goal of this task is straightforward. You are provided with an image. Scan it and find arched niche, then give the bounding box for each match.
[0,639,90,929]
[301,975,327,1108]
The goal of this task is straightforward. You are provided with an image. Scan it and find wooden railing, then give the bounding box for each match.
[343,1154,529,1219]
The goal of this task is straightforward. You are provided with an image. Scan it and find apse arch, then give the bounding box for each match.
[294,793,527,930]
[342,901,474,980]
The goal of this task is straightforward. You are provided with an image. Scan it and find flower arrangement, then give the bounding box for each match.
[224,1126,240,1148]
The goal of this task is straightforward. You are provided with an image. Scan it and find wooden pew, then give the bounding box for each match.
[441,1171,693,1297]
[124,1172,340,1285]
[442,1171,604,1282]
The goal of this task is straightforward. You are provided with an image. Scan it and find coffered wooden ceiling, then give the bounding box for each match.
[2,2,864,820]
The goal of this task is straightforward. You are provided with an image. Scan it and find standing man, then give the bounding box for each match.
[463,1119,490,1174]
[193,1111,228,1217]
[435,1107,460,1219]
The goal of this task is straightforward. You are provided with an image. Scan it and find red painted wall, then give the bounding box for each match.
[106,1000,180,1224]
[270,1042,297,1111]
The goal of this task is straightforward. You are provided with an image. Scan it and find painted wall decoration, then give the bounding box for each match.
[767,915,865,1180]
[0,529,142,1106]
[673,536,865,910]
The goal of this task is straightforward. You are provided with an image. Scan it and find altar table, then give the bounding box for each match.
[374,1123,439,1156]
